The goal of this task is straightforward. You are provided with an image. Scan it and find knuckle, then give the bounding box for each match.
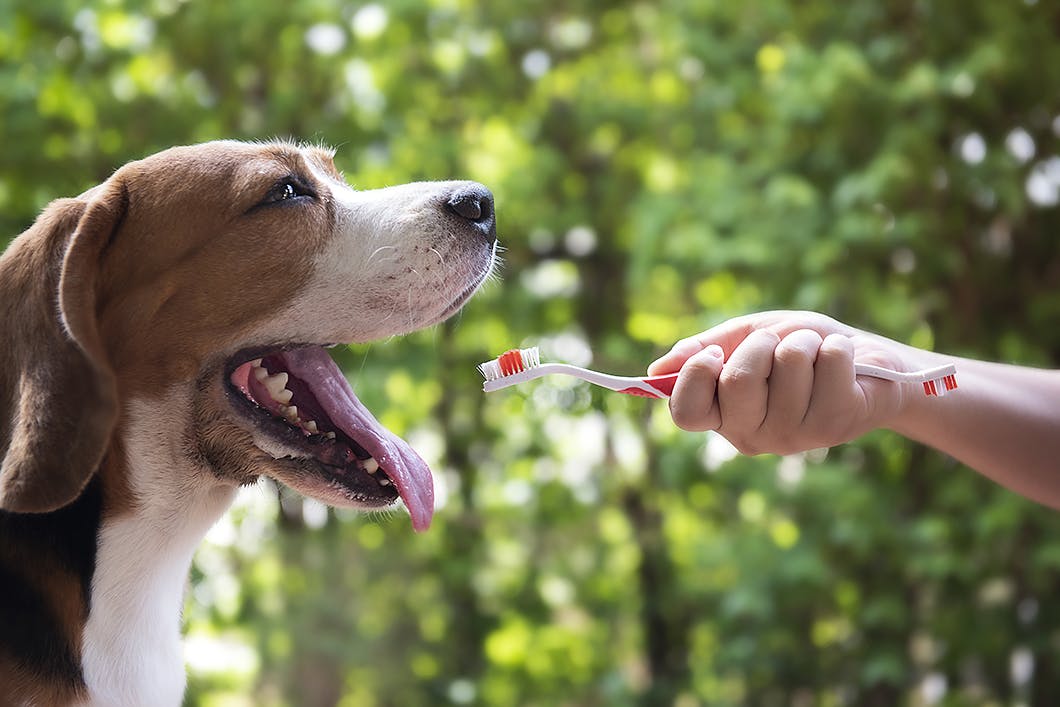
[818,334,853,361]
[820,332,849,350]
[773,343,813,368]
[775,330,824,364]
[682,356,718,376]
[719,364,756,389]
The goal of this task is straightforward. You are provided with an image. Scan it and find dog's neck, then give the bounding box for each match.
[80,396,238,707]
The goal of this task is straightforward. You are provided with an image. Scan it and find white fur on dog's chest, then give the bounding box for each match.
[80,397,237,707]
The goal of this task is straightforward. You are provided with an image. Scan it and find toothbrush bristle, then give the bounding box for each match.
[499,349,525,376]
[923,374,959,397]
[477,347,541,381]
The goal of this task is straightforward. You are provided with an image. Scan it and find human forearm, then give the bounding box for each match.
[888,351,1060,507]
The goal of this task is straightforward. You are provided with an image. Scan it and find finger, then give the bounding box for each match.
[669,345,724,431]
[761,329,825,435]
[801,334,861,443]
[716,329,781,435]
[648,311,847,376]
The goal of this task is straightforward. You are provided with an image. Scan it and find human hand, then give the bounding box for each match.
[648,311,922,455]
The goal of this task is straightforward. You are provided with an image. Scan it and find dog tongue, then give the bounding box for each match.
[277,346,434,532]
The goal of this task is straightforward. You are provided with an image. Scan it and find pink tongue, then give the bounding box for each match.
[277,346,435,532]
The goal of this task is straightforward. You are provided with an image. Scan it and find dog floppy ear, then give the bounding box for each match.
[0,180,125,513]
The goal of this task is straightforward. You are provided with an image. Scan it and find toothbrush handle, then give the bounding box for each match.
[621,363,957,400]
[617,373,679,398]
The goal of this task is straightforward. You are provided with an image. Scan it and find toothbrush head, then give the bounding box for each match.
[922,372,959,397]
[477,347,541,382]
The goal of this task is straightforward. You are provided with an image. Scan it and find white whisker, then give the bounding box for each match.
[366,245,400,267]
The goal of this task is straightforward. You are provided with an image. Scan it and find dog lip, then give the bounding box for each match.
[441,280,482,318]
[440,245,497,318]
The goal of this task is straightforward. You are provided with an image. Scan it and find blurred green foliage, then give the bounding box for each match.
[4,0,1060,705]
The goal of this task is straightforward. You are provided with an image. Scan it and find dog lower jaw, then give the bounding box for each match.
[243,432,403,512]
[194,384,404,516]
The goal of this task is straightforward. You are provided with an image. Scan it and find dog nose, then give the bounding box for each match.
[446,184,496,242]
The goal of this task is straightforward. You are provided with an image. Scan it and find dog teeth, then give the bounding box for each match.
[304,420,319,433]
[378,477,390,486]
[264,372,289,397]
[325,432,336,440]
[251,363,296,406]
[283,405,299,422]
[363,457,379,474]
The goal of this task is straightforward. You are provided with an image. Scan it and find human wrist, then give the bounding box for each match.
[880,340,959,437]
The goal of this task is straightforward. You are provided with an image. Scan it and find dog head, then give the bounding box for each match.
[0,140,497,530]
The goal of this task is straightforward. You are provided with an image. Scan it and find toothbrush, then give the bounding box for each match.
[478,347,958,400]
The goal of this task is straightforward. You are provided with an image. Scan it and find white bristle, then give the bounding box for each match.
[477,347,541,381]
[477,360,501,381]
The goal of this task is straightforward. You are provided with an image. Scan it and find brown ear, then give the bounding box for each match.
[0,180,125,513]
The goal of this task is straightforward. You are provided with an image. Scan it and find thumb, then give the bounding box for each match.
[668,344,725,432]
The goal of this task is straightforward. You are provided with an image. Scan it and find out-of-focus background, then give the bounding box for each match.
[4,1,1060,705]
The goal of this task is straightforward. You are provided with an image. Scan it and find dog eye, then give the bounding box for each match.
[265,178,314,204]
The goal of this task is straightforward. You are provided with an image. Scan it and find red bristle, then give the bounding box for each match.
[945,375,957,390]
[923,381,932,396]
[499,349,524,376]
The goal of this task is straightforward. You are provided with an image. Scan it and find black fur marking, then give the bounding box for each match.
[0,476,102,685]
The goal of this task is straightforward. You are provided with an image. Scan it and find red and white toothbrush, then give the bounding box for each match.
[478,347,958,400]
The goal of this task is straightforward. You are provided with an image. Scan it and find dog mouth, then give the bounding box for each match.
[225,345,434,531]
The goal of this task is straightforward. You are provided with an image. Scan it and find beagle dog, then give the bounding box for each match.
[0,141,497,706]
